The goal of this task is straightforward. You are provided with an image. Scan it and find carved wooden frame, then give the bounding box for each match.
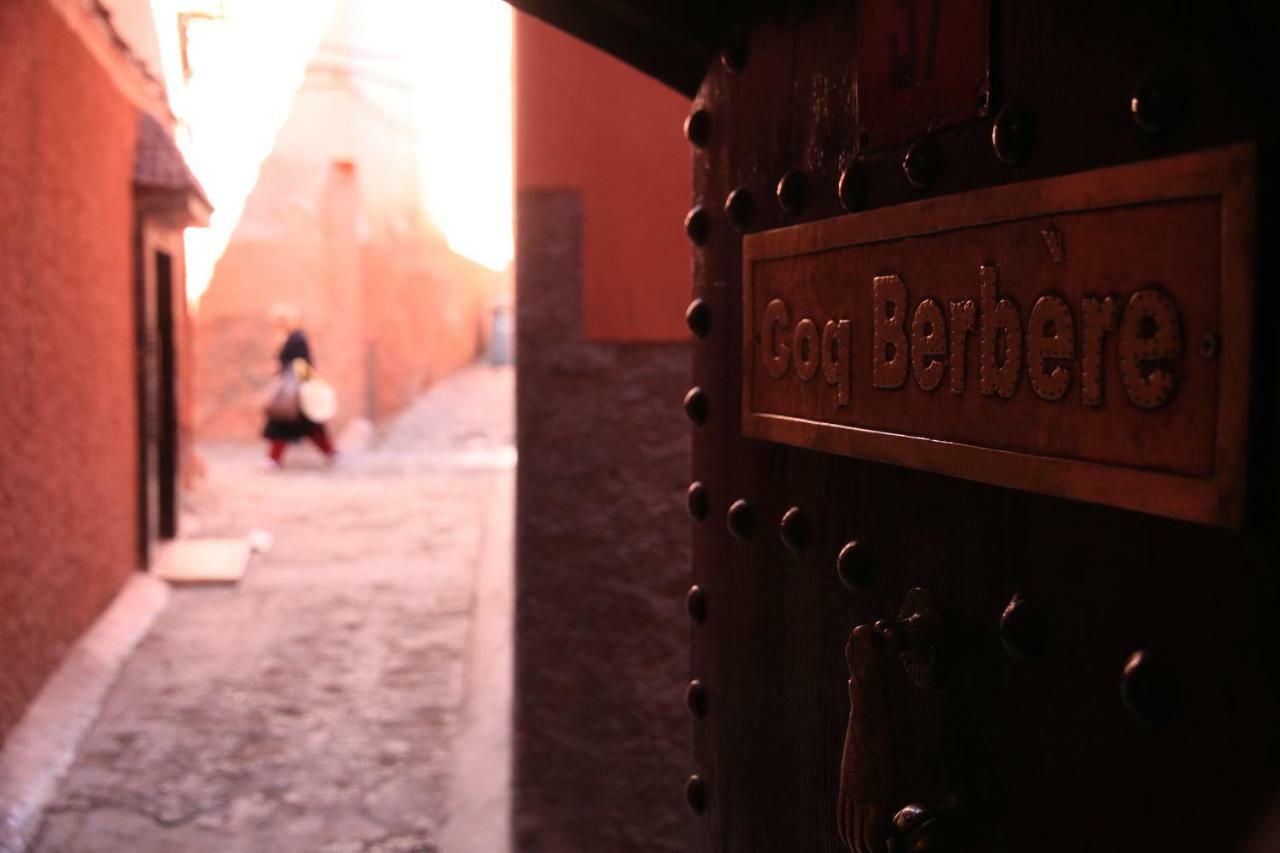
[742,145,1256,527]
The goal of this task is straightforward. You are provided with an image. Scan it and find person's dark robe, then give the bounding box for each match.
[263,329,317,441]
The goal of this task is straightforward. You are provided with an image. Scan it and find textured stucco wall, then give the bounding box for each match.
[515,191,690,852]
[0,0,140,740]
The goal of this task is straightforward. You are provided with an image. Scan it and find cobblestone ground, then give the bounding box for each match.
[32,364,514,853]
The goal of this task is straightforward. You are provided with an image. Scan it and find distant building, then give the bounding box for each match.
[0,0,208,741]
[194,1,510,442]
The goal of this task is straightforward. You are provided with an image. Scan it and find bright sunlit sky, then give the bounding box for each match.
[151,0,513,303]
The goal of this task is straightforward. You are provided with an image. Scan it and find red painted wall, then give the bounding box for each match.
[360,242,507,421]
[0,0,141,740]
[515,13,691,342]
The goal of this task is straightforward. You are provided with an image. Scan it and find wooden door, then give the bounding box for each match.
[686,4,1280,851]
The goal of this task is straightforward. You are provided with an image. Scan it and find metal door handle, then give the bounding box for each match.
[837,624,893,853]
[838,588,942,852]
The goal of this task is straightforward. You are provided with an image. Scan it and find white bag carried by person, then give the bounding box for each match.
[298,372,338,423]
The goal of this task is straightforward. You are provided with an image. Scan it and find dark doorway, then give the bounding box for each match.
[136,247,179,567]
[155,251,178,540]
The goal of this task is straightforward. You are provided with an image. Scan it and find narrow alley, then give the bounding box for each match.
[31,365,514,853]
[7,1,1280,850]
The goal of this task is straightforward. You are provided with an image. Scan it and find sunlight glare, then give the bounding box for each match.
[409,1,513,271]
[167,0,513,304]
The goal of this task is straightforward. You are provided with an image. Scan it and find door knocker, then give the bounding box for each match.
[837,588,942,853]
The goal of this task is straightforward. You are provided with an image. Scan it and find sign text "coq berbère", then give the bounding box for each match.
[761,264,1183,410]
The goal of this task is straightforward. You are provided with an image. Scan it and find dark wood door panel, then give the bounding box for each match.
[697,452,1280,850]
[688,3,1280,851]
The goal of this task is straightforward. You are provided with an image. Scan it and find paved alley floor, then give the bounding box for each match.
[32,364,514,853]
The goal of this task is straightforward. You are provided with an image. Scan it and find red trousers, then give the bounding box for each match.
[269,425,335,463]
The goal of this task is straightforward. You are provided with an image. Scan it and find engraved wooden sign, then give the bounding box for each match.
[742,146,1255,526]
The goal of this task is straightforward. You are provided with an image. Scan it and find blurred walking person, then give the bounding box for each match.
[261,304,339,469]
